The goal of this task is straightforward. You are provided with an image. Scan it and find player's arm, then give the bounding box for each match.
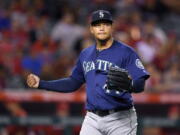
[132,77,146,93]
[27,55,85,92]
[27,74,83,92]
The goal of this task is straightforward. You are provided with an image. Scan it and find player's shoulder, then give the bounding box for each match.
[80,44,96,55]
[114,40,137,54]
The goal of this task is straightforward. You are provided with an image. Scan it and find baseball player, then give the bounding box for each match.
[27,10,150,135]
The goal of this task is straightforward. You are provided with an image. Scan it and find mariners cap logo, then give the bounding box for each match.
[91,10,113,25]
[99,11,104,18]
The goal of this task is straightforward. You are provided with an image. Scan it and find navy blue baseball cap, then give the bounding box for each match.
[90,10,113,25]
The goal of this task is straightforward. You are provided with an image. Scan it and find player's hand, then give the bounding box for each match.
[106,67,133,92]
[27,74,40,88]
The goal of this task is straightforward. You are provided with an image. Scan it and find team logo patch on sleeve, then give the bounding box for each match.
[135,59,144,69]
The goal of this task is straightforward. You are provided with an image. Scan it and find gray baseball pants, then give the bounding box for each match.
[80,107,137,135]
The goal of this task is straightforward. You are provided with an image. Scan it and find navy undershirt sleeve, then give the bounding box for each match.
[38,76,83,93]
[132,77,146,93]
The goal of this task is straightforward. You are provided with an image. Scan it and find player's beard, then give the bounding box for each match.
[96,35,112,46]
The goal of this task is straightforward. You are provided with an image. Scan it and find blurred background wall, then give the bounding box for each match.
[0,0,179,135]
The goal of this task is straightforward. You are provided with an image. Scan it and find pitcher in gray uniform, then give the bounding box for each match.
[27,10,150,135]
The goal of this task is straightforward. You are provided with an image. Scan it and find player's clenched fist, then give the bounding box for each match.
[27,74,40,88]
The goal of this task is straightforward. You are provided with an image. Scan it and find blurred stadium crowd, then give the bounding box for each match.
[0,0,180,92]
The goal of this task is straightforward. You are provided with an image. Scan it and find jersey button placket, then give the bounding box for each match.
[94,50,101,106]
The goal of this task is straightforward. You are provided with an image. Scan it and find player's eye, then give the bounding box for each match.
[93,23,101,27]
[92,22,111,28]
[105,23,111,26]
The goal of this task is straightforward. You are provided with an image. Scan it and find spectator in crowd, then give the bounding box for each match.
[163,63,180,92]
[0,64,7,89]
[136,34,157,64]
[21,49,43,76]
[145,64,164,92]
[51,11,85,51]
[73,28,93,56]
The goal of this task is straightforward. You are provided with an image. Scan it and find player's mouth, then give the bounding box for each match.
[98,33,106,35]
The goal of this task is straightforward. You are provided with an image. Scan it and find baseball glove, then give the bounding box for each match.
[106,67,133,92]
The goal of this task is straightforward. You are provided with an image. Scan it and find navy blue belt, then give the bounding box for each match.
[88,107,132,117]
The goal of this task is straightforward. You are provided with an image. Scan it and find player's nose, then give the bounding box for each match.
[99,24,105,31]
